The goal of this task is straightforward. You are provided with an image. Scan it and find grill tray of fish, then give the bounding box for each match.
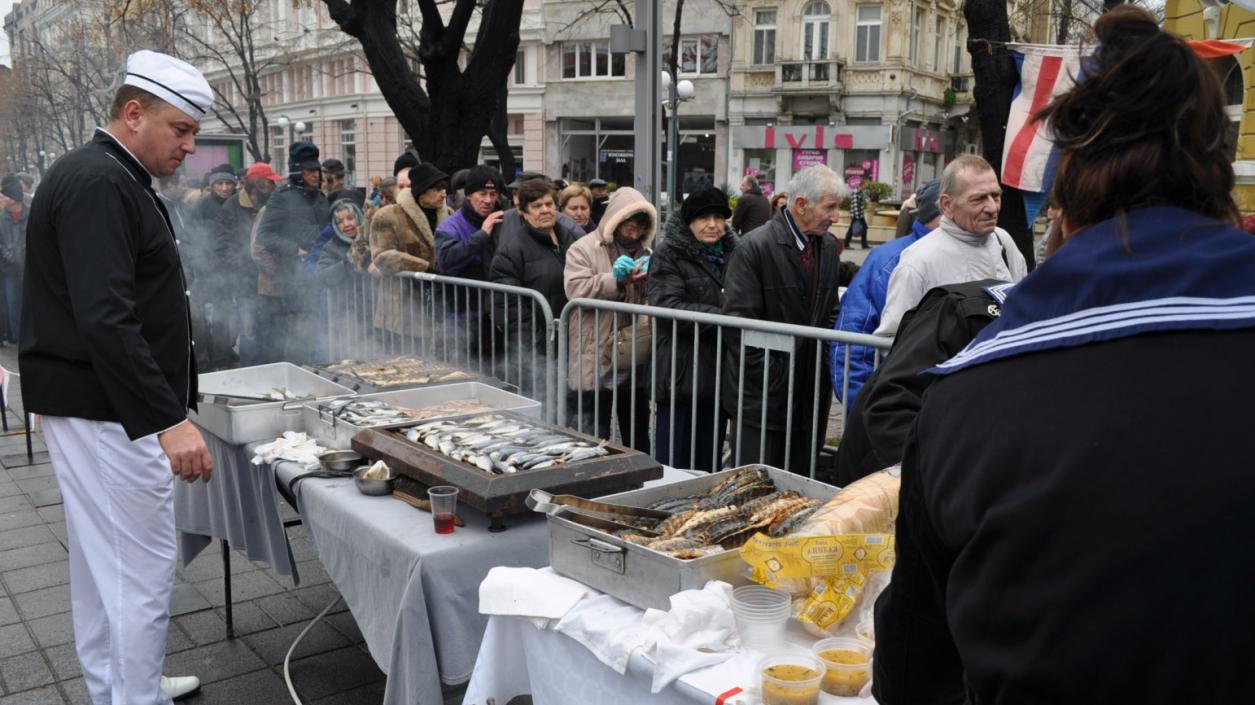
[545,465,838,611]
[350,411,663,528]
[311,357,476,391]
[303,383,541,450]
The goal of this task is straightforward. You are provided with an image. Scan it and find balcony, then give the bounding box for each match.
[772,59,844,94]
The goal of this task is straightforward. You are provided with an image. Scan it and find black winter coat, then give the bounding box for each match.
[20,129,196,440]
[255,180,328,295]
[833,280,1001,486]
[731,188,772,235]
[489,209,583,338]
[648,211,736,405]
[215,191,263,298]
[720,210,842,432]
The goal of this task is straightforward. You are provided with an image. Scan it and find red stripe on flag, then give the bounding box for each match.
[1190,39,1254,59]
[715,687,743,705]
[1004,54,1063,188]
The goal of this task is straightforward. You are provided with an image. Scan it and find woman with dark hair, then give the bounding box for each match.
[874,7,1255,705]
[648,186,736,471]
[490,178,584,398]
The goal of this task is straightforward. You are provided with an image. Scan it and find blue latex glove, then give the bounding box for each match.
[612,255,637,281]
[637,255,650,274]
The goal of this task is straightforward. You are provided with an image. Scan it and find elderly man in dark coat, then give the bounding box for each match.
[721,165,850,476]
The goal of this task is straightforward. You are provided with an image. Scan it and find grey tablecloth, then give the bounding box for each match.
[273,460,552,705]
[174,428,301,581]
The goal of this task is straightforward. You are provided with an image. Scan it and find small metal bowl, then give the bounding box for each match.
[353,466,396,496]
[321,450,364,473]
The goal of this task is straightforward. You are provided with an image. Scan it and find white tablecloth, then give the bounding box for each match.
[463,587,878,705]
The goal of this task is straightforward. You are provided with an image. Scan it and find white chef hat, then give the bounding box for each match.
[122,50,213,121]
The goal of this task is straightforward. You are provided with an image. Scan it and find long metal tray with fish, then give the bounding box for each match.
[302,382,542,450]
[191,362,357,445]
[544,465,838,611]
[305,356,480,392]
[350,411,663,531]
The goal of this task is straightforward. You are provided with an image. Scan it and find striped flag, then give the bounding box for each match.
[1189,37,1255,59]
[1001,43,1082,227]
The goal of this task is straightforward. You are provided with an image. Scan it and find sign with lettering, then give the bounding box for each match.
[731,125,893,151]
[900,127,942,153]
[600,149,633,164]
[792,149,828,170]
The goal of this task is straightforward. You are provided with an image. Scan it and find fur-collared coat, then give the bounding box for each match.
[368,187,452,335]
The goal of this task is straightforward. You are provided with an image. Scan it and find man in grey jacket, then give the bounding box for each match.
[0,175,26,344]
[875,155,1028,338]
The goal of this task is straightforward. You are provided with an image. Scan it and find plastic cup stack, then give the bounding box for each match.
[732,585,792,651]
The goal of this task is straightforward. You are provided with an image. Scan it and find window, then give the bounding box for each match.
[513,50,525,85]
[913,5,925,66]
[270,126,285,167]
[856,5,882,63]
[340,119,356,186]
[933,16,944,71]
[954,27,964,73]
[802,1,831,61]
[753,9,776,65]
[663,35,719,76]
[561,41,625,79]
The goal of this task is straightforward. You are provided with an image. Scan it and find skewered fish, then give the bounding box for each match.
[402,414,610,475]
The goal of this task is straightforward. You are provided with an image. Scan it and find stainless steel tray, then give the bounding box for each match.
[302,382,542,450]
[547,465,838,610]
[190,363,356,445]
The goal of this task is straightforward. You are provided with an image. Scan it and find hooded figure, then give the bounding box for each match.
[563,187,657,450]
[313,199,371,362]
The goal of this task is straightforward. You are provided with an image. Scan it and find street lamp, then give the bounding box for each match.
[660,70,695,213]
[36,149,46,177]
[275,115,308,145]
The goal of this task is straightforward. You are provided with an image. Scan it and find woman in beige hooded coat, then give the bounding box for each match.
[563,187,655,451]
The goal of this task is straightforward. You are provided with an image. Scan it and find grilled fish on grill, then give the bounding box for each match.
[401,414,610,474]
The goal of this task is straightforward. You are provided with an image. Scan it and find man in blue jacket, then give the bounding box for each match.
[830,180,940,406]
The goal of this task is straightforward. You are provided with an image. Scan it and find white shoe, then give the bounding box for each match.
[160,675,201,700]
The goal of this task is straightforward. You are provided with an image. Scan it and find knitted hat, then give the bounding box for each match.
[681,186,732,224]
[913,180,942,225]
[0,175,22,202]
[321,158,346,176]
[393,151,420,177]
[206,163,236,184]
[408,162,449,199]
[463,165,503,196]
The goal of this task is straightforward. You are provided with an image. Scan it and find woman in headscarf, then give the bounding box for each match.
[647,186,736,471]
[873,8,1255,704]
[314,200,371,361]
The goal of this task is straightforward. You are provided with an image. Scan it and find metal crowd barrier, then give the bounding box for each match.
[556,298,892,479]
[320,270,559,421]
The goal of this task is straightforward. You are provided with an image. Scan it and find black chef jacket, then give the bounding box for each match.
[20,129,197,440]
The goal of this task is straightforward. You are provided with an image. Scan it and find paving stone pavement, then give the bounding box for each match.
[0,348,478,705]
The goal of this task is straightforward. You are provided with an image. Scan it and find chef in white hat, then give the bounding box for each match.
[20,49,214,703]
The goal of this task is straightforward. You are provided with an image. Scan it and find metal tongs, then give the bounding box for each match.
[526,489,672,537]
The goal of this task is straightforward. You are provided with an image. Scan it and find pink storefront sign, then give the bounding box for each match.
[792,149,827,171]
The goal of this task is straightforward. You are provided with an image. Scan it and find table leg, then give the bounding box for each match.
[488,512,507,533]
[222,540,235,639]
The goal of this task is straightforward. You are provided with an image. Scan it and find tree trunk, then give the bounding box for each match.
[325,0,523,175]
[486,82,516,178]
[964,0,1034,268]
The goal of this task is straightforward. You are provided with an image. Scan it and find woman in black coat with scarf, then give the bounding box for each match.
[647,187,736,472]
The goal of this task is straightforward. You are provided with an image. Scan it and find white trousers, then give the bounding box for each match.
[44,416,176,705]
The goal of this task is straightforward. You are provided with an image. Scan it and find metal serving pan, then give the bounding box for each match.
[302,382,542,450]
[190,362,356,445]
[545,465,838,610]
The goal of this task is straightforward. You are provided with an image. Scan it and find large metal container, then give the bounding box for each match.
[546,466,838,611]
[351,411,663,531]
[302,382,542,450]
[191,363,356,445]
